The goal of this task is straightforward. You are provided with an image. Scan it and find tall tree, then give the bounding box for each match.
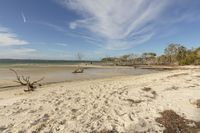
[176,46,187,64]
[164,44,180,64]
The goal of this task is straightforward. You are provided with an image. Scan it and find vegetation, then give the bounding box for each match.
[101,44,200,66]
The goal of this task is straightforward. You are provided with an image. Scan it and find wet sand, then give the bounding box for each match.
[0,64,158,90]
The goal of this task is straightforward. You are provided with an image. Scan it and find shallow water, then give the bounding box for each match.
[0,64,158,89]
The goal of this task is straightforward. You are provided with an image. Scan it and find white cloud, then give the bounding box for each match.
[0,48,36,59]
[0,25,33,58]
[0,33,29,46]
[0,26,29,46]
[58,0,172,49]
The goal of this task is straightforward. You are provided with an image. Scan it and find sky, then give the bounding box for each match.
[0,0,200,60]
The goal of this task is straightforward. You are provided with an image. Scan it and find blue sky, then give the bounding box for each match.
[0,0,200,60]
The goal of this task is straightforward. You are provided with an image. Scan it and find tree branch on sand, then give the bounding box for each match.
[73,67,84,73]
[73,52,84,73]
[10,69,44,92]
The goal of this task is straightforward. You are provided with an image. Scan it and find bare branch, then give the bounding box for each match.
[10,69,27,85]
[9,69,44,92]
[31,77,44,85]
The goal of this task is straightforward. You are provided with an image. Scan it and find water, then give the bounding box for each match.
[0,59,158,89]
[0,59,99,65]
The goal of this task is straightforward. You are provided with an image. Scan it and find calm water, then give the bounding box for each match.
[0,59,158,89]
[0,59,99,65]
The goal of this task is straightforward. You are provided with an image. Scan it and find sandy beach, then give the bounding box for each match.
[1,0,200,132]
[0,66,199,132]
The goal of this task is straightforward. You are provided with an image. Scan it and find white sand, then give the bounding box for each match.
[0,67,200,132]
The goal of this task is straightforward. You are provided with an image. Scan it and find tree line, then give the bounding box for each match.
[101,44,200,66]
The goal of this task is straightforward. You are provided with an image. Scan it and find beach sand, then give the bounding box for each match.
[0,66,200,132]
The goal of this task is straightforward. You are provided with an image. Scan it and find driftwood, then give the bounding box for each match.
[10,69,44,92]
[73,67,84,73]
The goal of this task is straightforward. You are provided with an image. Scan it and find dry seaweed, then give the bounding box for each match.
[156,110,200,133]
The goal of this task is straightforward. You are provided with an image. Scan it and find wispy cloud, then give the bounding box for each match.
[58,0,172,49]
[10,48,36,53]
[21,11,27,23]
[0,26,29,46]
[30,20,95,40]
[57,0,199,50]
[35,21,65,32]
[56,42,68,47]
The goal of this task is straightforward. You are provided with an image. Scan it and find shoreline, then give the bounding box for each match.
[0,70,162,92]
[0,65,160,91]
[0,64,198,91]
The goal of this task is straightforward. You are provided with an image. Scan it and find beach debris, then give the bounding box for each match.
[56,125,65,131]
[190,99,200,108]
[167,73,189,78]
[99,129,116,133]
[151,91,157,98]
[156,110,200,133]
[99,126,118,133]
[196,99,200,108]
[142,87,157,99]
[128,113,134,121]
[18,130,26,133]
[0,126,7,132]
[125,99,144,105]
[195,75,200,78]
[171,86,179,90]
[142,87,152,92]
[73,67,84,73]
[188,85,196,88]
[10,69,44,92]
[71,109,78,113]
[165,86,179,91]
[144,90,157,99]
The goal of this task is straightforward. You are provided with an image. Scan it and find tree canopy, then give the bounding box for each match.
[101,44,200,66]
